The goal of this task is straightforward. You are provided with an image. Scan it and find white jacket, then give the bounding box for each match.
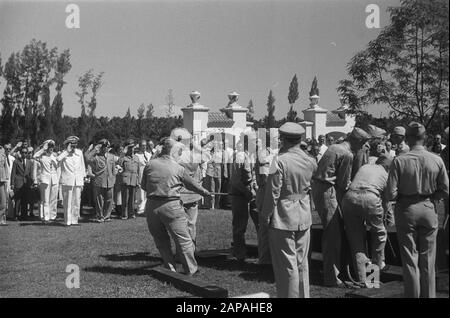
[57,149,86,186]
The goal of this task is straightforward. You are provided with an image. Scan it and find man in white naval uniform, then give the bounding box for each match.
[135,139,152,215]
[33,140,59,223]
[57,136,86,226]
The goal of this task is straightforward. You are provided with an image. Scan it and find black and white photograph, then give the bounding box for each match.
[0,0,448,301]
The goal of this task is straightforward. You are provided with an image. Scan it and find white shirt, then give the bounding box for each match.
[317,144,328,162]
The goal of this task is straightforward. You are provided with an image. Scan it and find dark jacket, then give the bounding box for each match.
[11,158,34,188]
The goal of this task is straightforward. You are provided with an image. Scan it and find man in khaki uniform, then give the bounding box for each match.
[391,126,410,156]
[229,131,259,262]
[261,122,317,298]
[85,139,118,222]
[117,139,141,220]
[312,128,370,287]
[142,138,211,275]
[342,155,392,285]
[387,122,449,298]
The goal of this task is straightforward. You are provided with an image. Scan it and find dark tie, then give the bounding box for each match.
[6,156,10,167]
[144,153,148,162]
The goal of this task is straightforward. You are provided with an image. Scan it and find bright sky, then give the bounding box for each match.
[0,0,398,119]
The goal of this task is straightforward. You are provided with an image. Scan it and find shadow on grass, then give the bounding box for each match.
[19,222,66,227]
[84,256,163,276]
[100,252,157,262]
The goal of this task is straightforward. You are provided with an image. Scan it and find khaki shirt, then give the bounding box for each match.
[352,144,369,180]
[229,151,257,200]
[349,164,388,197]
[387,146,449,201]
[313,142,354,193]
[0,150,9,183]
[141,155,208,200]
[85,151,117,188]
[118,154,141,186]
[396,141,410,156]
[261,147,317,231]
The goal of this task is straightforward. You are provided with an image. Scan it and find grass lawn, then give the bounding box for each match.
[0,207,448,298]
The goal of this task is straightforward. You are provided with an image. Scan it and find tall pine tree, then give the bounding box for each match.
[287,74,299,121]
[266,90,276,128]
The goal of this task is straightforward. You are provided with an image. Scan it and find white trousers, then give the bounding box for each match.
[39,182,59,221]
[5,180,15,219]
[62,185,81,225]
[135,186,147,213]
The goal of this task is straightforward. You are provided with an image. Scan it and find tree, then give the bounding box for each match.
[165,88,175,117]
[338,0,449,128]
[75,69,105,145]
[0,40,72,145]
[287,74,299,121]
[265,90,276,128]
[310,76,319,96]
[146,103,154,119]
[51,50,72,144]
[123,107,132,138]
[136,103,145,138]
[246,99,255,121]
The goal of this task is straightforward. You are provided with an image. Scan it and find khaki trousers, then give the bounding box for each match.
[146,199,197,275]
[395,197,438,298]
[269,228,310,298]
[258,213,272,265]
[342,190,387,282]
[312,181,345,286]
[93,186,113,220]
[231,195,259,260]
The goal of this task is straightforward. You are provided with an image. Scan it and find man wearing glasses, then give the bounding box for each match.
[57,136,86,226]
[10,147,35,220]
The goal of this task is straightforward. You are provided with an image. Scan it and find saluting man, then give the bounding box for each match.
[117,139,141,220]
[85,139,118,223]
[312,128,370,287]
[33,140,59,223]
[387,122,449,298]
[261,122,317,298]
[57,136,86,226]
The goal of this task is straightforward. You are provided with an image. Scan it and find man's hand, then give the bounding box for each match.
[67,143,73,153]
[16,141,23,148]
[203,190,212,198]
[42,142,48,151]
[94,144,102,152]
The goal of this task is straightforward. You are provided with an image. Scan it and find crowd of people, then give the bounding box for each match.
[0,122,448,299]
[0,138,160,225]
